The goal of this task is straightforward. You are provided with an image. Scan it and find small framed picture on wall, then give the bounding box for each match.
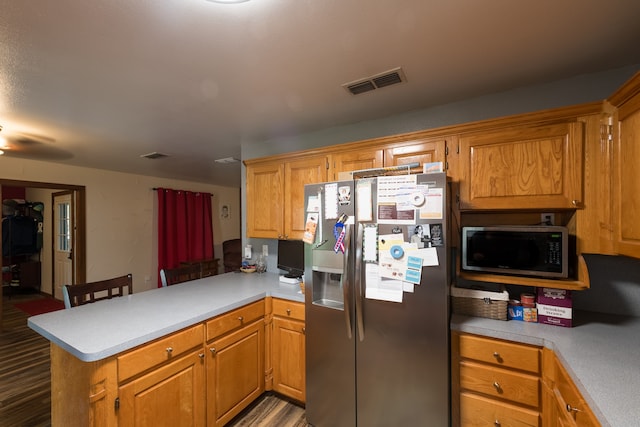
[221,204,230,219]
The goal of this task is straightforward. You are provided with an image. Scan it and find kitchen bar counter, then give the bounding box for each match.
[451,312,640,427]
[28,272,303,362]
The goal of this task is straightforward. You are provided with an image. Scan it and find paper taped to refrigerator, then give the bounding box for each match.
[365,263,403,303]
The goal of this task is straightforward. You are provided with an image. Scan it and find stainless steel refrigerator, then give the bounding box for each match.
[303,172,450,427]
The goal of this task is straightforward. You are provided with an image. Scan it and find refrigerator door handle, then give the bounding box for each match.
[342,224,353,339]
[355,223,365,342]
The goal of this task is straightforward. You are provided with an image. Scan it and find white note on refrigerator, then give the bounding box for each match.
[365,264,403,303]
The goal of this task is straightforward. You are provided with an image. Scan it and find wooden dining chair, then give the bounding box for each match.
[63,273,133,309]
[160,265,200,287]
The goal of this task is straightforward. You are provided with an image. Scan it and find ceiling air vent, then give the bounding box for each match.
[140,152,169,160]
[343,67,406,96]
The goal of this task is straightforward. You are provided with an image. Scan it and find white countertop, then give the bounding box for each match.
[28,272,303,362]
[451,312,640,427]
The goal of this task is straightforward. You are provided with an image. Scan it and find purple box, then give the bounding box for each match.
[536,287,572,328]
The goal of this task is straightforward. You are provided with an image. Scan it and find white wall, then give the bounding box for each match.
[2,157,240,295]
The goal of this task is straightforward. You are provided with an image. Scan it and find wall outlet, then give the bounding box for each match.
[244,245,252,259]
[262,245,268,257]
[541,213,555,225]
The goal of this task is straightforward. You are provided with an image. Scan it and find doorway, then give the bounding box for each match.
[1,179,85,327]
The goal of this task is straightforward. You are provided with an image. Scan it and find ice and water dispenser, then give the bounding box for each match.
[311,248,345,311]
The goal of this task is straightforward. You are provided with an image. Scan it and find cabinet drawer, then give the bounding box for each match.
[459,333,540,374]
[272,298,305,321]
[118,324,204,382]
[206,300,265,341]
[460,361,540,407]
[460,392,540,427]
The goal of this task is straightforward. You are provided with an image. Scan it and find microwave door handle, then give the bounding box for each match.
[342,224,353,339]
[355,223,365,342]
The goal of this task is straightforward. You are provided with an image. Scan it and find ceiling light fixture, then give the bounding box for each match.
[214,157,240,164]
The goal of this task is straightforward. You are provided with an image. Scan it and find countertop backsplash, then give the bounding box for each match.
[454,253,640,318]
[576,254,640,317]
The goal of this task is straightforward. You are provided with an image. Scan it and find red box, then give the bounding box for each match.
[536,287,572,327]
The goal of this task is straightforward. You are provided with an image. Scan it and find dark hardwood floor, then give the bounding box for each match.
[0,292,307,427]
[0,292,51,427]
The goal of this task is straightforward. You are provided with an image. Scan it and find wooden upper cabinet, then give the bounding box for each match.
[328,147,383,180]
[458,122,584,210]
[246,155,327,239]
[609,72,640,259]
[384,138,447,172]
[246,162,284,239]
[284,156,328,240]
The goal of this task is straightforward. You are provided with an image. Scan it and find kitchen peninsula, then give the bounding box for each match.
[28,272,304,426]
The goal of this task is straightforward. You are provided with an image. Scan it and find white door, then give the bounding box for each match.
[53,192,74,300]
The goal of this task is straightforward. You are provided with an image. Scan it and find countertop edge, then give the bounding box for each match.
[28,273,304,362]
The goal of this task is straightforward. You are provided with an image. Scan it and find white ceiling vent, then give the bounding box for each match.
[343,67,407,95]
[140,152,169,159]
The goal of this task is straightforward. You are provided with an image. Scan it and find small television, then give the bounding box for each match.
[277,239,304,278]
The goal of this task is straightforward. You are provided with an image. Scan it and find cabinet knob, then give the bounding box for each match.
[198,353,205,359]
[286,309,291,315]
[302,327,306,334]
[494,421,501,427]
[166,347,173,355]
[492,351,502,362]
[209,347,216,355]
[566,404,581,413]
[238,316,244,322]
[572,200,583,208]
[493,382,502,393]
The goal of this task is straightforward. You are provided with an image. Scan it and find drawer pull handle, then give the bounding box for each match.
[210,347,216,355]
[166,347,173,355]
[492,351,503,362]
[302,327,306,334]
[566,404,581,413]
[286,309,291,315]
[494,421,501,427]
[238,316,244,322]
[493,382,502,392]
[198,353,205,359]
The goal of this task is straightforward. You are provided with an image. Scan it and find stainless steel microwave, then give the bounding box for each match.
[461,226,568,278]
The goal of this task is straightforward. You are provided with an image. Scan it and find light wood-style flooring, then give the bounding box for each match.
[0,292,307,427]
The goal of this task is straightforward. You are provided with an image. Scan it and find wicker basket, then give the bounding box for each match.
[451,285,509,321]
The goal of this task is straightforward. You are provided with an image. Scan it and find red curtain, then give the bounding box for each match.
[157,188,214,287]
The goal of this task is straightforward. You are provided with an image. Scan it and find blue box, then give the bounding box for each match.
[508,305,524,321]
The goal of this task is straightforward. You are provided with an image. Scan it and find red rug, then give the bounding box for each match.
[14,298,66,316]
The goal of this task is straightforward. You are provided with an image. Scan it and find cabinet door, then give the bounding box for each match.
[384,138,447,172]
[613,89,640,258]
[246,162,284,238]
[284,155,327,240]
[118,350,205,427]
[458,122,584,210]
[272,317,306,402]
[328,148,383,180]
[206,319,265,427]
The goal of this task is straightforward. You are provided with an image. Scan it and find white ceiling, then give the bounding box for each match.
[1,0,640,187]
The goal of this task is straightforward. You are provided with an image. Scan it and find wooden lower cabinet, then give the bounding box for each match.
[206,319,265,427]
[452,331,542,427]
[271,298,305,402]
[118,350,206,427]
[453,332,602,427]
[542,349,600,427]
